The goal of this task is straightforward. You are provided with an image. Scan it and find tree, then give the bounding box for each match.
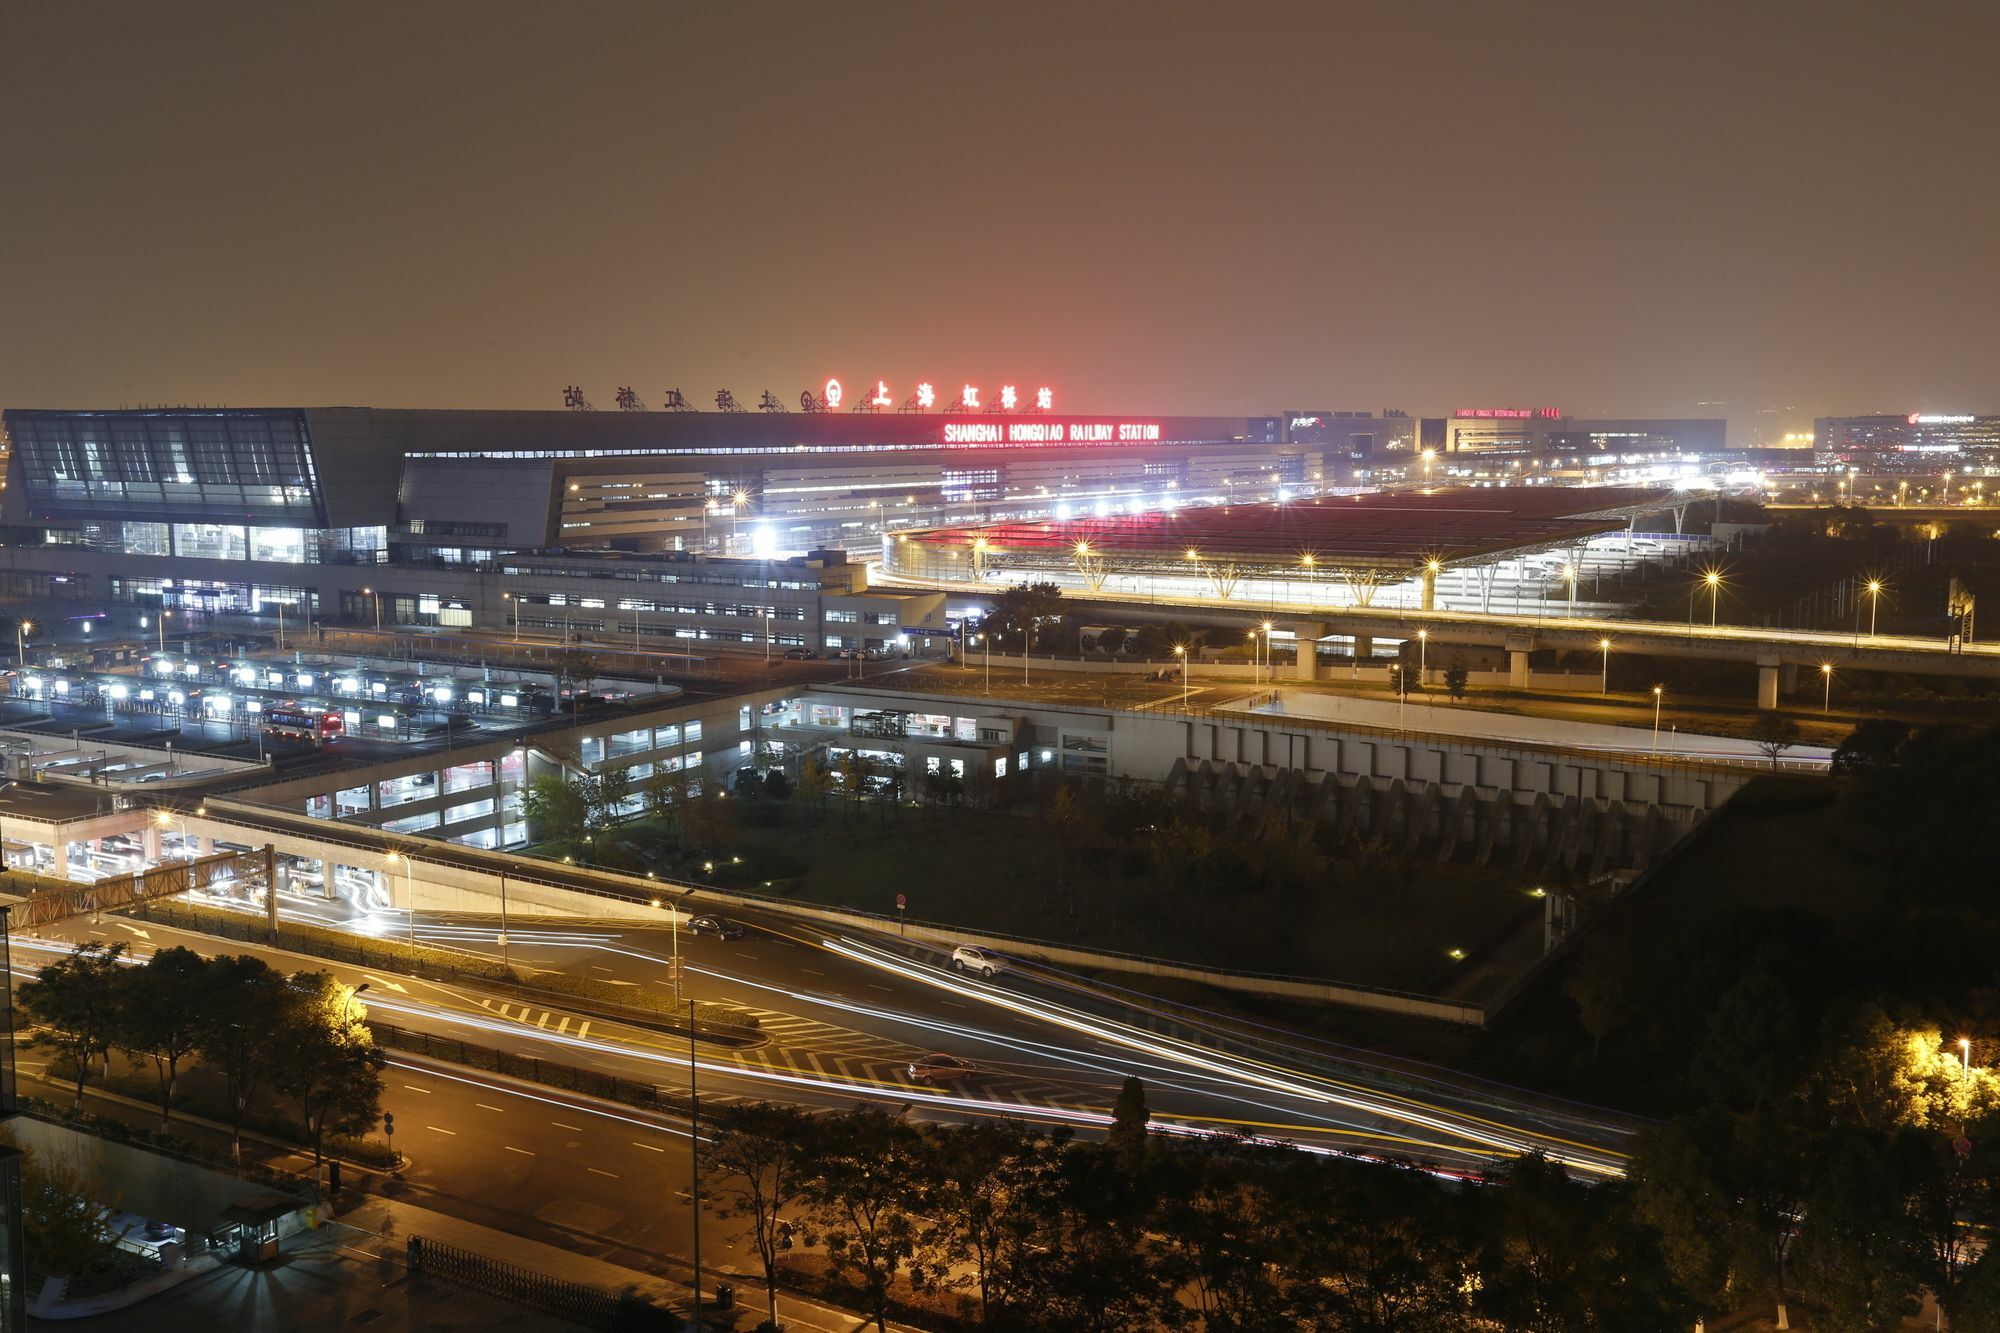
[1108,1075,1150,1168]
[1005,1141,1169,1332]
[731,764,765,800]
[984,581,1064,653]
[681,781,738,854]
[1443,655,1469,703]
[644,764,690,834]
[19,941,128,1111]
[1130,620,1196,660]
[796,750,834,816]
[116,946,211,1127]
[1469,1152,1606,1333]
[196,953,296,1161]
[1386,660,1414,696]
[1629,1111,1738,1326]
[1094,625,1128,656]
[18,1149,113,1282]
[1831,717,1912,776]
[521,771,591,850]
[1048,783,1081,890]
[1566,928,1643,1058]
[1796,1126,1925,1331]
[706,1103,817,1330]
[799,1108,929,1333]
[1304,1156,1472,1331]
[920,1120,1064,1326]
[588,764,633,826]
[1749,712,1802,770]
[273,972,385,1177]
[761,768,792,802]
[552,646,595,712]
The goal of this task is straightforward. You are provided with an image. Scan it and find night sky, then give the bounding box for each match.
[4,1,1997,440]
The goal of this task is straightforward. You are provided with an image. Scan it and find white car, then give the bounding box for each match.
[951,946,1003,978]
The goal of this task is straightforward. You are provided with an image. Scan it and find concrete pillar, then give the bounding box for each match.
[1291,622,1325,681]
[1353,635,1374,661]
[1420,569,1438,611]
[1757,656,1781,710]
[54,841,71,879]
[1505,633,1536,688]
[142,827,161,861]
[1779,662,1799,693]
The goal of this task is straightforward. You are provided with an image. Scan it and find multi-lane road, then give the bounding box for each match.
[12,888,1639,1278]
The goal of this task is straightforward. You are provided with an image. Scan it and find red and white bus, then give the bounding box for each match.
[263,708,344,745]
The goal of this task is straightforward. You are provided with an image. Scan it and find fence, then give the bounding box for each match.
[407,1235,669,1332]
[129,900,763,1045]
[372,1022,693,1120]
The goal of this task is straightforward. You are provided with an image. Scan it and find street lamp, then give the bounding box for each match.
[1261,621,1274,684]
[1599,638,1612,695]
[1416,628,1428,685]
[1702,569,1722,627]
[1820,662,1833,714]
[157,610,171,654]
[14,619,33,666]
[1865,579,1884,637]
[1651,685,1664,755]
[1962,1038,1973,1082]
[363,587,382,632]
[503,592,521,642]
[1420,448,1437,482]
[384,849,417,959]
[1173,643,1188,708]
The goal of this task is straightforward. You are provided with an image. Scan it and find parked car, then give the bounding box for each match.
[782,648,816,660]
[687,914,746,941]
[908,1053,979,1085]
[950,945,1004,978]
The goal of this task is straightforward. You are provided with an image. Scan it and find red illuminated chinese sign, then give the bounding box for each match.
[942,420,1162,444]
[1454,407,1563,420]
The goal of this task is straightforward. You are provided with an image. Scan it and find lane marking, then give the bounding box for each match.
[402,1085,432,1094]
[552,1121,583,1132]
[867,984,893,993]
[503,1145,535,1156]
[476,1103,503,1113]
[576,1021,590,1040]
[426,1125,457,1135]
[632,1141,666,1152]
[588,1167,619,1178]
[555,1016,572,1035]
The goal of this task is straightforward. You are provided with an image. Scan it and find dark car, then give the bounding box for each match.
[782,648,816,660]
[687,914,745,941]
[908,1053,978,1085]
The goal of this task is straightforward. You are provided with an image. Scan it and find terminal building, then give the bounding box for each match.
[0,403,1405,646]
[1439,408,1727,471]
[1813,412,2000,468]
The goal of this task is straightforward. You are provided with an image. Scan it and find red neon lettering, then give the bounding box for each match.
[962,384,981,409]
[824,378,843,409]
[1000,384,1018,411]
[871,380,893,407]
[916,382,936,409]
[1036,386,1053,410]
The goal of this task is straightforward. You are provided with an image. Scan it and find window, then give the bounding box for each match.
[684,719,702,744]
[442,798,496,825]
[442,760,494,794]
[382,811,441,834]
[994,757,1008,778]
[335,784,370,817]
[826,610,859,624]
[652,723,682,748]
[375,773,437,808]
[926,756,941,774]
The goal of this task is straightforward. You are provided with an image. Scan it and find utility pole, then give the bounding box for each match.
[689,997,702,1326]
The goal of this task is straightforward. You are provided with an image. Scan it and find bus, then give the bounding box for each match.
[263,708,345,745]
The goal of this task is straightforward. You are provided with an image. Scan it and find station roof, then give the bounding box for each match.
[904,486,1678,572]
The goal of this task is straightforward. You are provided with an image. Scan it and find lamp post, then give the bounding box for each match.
[15,619,33,666]
[157,610,171,654]
[1703,569,1722,627]
[1651,685,1664,755]
[1962,1038,1973,1082]
[1599,638,1612,695]
[1416,628,1428,685]
[385,849,417,960]
[363,587,382,632]
[1866,579,1884,637]
[504,592,521,642]
[1173,643,1188,709]
[1820,662,1833,714]
[1261,621,1274,684]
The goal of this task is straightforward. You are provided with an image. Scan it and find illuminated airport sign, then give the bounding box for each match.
[1908,413,1976,425]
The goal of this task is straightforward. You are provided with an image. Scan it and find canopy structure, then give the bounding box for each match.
[886,486,1681,597]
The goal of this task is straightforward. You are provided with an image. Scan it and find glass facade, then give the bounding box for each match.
[9,409,323,523]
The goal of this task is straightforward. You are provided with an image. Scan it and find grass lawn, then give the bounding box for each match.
[706,801,1541,994]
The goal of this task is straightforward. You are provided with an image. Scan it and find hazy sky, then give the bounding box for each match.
[4,1,1997,441]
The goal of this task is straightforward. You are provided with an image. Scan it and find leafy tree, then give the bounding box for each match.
[731,764,765,800]
[18,1149,113,1281]
[551,646,595,711]
[1629,1110,1738,1324]
[20,941,128,1111]
[1566,928,1644,1058]
[1443,655,1469,702]
[197,953,296,1161]
[1304,1157,1472,1331]
[273,972,385,1176]
[796,750,834,816]
[984,581,1065,653]
[588,764,633,826]
[1725,1105,1815,1332]
[1093,625,1128,655]
[522,770,591,850]
[643,763,690,837]
[1153,1146,1297,1332]
[761,768,792,802]
[1108,1075,1150,1168]
[1048,783,1081,889]
[1748,711,1802,769]
[1796,1126,1926,1331]
[1005,1142,1169,1332]
[920,1120,1065,1325]
[1693,963,1810,1111]
[1830,717,1912,776]
[799,1108,929,1333]
[1129,620,1196,659]
[706,1102,816,1330]
[1469,1152,1606,1333]
[116,945,211,1126]
[681,781,738,854]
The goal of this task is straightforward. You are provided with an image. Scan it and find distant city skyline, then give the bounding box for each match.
[4,1,1996,444]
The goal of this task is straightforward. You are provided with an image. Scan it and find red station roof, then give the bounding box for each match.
[904,486,1677,570]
